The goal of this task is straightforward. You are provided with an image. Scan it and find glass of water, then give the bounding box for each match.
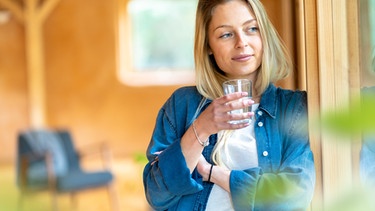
[222,79,252,124]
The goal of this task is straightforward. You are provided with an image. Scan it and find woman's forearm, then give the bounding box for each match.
[210,165,231,192]
[180,119,210,173]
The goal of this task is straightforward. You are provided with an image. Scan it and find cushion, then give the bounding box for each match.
[57,170,113,192]
[23,129,68,184]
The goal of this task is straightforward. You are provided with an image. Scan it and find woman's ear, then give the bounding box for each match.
[208,48,213,55]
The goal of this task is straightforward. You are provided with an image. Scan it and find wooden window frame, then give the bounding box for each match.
[300,0,362,210]
[115,0,194,87]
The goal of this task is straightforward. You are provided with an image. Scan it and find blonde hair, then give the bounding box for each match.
[194,0,292,166]
[194,0,292,99]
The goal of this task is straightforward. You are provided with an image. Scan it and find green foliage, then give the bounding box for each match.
[325,187,375,211]
[320,94,375,139]
[254,177,301,205]
[133,152,148,165]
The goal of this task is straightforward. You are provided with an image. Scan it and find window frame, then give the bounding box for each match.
[116,0,195,87]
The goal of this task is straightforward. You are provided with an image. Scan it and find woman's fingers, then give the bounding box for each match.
[226,111,254,121]
[198,92,255,133]
[217,91,248,104]
[224,98,253,113]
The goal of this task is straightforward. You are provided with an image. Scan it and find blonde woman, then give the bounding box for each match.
[143,0,315,210]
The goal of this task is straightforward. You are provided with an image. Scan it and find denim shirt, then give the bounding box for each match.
[143,84,315,211]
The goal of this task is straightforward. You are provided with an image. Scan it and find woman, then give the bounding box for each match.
[143,0,315,210]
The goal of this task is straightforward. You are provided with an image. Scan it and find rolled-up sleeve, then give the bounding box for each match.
[230,147,314,211]
[143,97,203,210]
[229,91,315,211]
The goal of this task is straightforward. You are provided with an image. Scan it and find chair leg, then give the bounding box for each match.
[50,190,58,211]
[70,192,77,211]
[45,151,58,211]
[107,183,120,211]
[17,192,24,211]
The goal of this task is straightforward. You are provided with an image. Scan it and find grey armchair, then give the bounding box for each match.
[16,129,119,211]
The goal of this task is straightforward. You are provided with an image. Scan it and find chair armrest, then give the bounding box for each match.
[19,153,44,189]
[77,142,113,170]
[19,151,56,190]
[20,152,46,162]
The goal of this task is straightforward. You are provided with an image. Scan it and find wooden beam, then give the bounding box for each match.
[39,0,61,23]
[2,0,62,128]
[25,0,46,127]
[347,0,361,185]
[0,0,24,23]
[295,0,307,90]
[303,0,323,210]
[317,0,353,206]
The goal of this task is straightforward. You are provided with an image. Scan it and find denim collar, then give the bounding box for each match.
[258,84,277,119]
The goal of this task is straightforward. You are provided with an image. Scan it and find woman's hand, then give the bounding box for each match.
[197,155,211,181]
[196,92,254,136]
[181,92,253,173]
[197,155,231,192]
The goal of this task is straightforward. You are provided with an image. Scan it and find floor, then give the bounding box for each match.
[0,158,150,211]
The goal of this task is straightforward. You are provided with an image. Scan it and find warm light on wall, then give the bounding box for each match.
[0,10,10,24]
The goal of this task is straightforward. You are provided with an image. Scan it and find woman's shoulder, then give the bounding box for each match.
[163,86,203,109]
[275,86,307,102]
[273,87,308,127]
[172,86,200,96]
[169,86,202,102]
[161,86,204,125]
[271,86,308,112]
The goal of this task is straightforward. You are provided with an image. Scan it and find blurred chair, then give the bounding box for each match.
[16,129,119,211]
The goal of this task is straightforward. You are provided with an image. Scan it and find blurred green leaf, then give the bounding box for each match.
[235,176,301,206]
[325,187,375,211]
[133,152,148,165]
[320,94,375,139]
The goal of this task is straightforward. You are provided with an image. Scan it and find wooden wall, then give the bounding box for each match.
[0,0,297,164]
[0,8,29,164]
[0,0,181,164]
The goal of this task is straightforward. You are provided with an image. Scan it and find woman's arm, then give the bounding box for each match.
[197,155,231,192]
[197,91,315,210]
[143,89,254,209]
[181,92,253,172]
[230,91,315,210]
[143,108,204,210]
[230,145,315,210]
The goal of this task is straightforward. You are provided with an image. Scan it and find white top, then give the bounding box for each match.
[205,104,259,211]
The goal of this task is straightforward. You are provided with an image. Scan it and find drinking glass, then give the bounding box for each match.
[222,79,252,124]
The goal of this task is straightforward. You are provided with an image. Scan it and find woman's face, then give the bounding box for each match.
[208,0,263,80]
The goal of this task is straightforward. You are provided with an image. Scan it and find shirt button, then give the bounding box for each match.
[257,111,263,116]
[263,151,268,157]
[258,122,263,127]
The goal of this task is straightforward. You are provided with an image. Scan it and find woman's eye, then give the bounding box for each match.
[219,33,232,39]
[247,27,259,33]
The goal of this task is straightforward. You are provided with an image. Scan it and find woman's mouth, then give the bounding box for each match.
[232,54,253,62]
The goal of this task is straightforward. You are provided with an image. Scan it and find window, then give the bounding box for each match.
[360,0,375,86]
[117,0,197,86]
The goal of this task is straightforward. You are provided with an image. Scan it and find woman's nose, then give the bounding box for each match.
[235,33,249,48]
